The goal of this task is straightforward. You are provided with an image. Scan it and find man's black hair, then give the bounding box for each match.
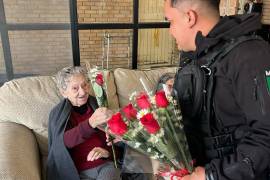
[170,0,220,11]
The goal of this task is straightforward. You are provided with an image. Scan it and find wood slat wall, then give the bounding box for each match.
[262,0,270,24]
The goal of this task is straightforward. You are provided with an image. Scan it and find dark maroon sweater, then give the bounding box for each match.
[63,104,111,172]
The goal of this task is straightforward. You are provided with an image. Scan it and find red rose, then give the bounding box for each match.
[155,90,169,108]
[95,73,104,86]
[108,113,127,136]
[140,113,160,134]
[122,104,137,120]
[136,93,151,109]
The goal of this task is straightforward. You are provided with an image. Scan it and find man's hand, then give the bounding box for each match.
[88,107,113,128]
[182,167,205,180]
[87,147,109,161]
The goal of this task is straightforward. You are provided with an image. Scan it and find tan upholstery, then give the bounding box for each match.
[102,70,119,110]
[0,76,62,158]
[114,67,177,107]
[0,67,177,179]
[0,122,41,180]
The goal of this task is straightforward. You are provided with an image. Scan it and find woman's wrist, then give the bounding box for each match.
[88,117,96,128]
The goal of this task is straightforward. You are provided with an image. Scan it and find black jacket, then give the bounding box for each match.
[182,14,270,180]
[46,96,98,180]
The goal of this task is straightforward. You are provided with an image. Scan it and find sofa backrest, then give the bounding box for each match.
[0,76,61,156]
[114,67,177,107]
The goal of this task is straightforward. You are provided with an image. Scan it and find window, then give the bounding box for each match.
[79,29,132,69]
[0,0,72,81]
[9,30,72,76]
[139,0,166,22]
[1,0,177,83]
[3,0,70,24]
[138,28,177,69]
[72,0,176,69]
[78,0,133,23]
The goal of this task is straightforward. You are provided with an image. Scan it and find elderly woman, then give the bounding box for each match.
[47,66,120,180]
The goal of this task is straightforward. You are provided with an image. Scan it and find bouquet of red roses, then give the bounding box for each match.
[107,88,194,179]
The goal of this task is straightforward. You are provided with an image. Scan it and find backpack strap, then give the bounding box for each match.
[204,35,262,68]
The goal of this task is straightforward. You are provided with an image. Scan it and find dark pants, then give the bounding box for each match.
[79,162,120,180]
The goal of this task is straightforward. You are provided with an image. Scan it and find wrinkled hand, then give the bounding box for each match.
[89,107,113,128]
[87,147,110,161]
[181,167,205,180]
[106,133,123,146]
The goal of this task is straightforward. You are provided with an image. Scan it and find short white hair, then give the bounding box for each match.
[56,66,88,90]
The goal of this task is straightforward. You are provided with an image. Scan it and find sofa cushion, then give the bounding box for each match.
[113,67,177,107]
[0,122,41,180]
[0,76,62,156]
[102,70,119,110]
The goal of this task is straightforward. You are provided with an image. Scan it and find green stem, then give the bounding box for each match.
[109,135,118,169]
[164,109,193,173]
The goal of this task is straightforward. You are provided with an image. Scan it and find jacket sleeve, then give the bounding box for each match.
[206,40,270,180]
[64,120,96,148]
[48,106,59,151]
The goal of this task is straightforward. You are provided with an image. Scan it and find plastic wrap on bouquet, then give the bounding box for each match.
[87,65,108,107]
[86,65,118,168]
[106,88,194,179]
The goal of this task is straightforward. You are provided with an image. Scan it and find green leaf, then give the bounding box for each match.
[93,83,103,97]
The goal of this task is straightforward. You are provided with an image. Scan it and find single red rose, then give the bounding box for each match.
[122,103,137,120]
[108,113,127,136]
[155,90,169,108]
[95,73,104,86]
[140,113,160,134]
[136,93,151,109]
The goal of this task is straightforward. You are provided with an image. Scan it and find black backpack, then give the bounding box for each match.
[173,35,262,123]
[173,35,263,160]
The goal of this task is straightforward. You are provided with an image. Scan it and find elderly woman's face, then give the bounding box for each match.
[61,74,90,107]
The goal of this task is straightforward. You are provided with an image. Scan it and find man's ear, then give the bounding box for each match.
[186,10,197,28]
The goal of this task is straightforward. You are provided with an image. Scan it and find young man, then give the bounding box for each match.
[164,0,270,179]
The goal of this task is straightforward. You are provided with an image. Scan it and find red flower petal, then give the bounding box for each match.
[136,93,151,109]
[108,113,127,136]
[122,103,137,120]
[155,90,169,108]
[140,113,160,134]
[95,73,104,86]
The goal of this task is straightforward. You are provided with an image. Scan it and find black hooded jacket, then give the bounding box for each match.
[46,96,98,180]
[181,14,270,180]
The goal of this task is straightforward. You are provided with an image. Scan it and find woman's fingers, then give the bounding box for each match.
[89,108,113,127]
[87,147,100,161]
[87,147,109,161]
[91,151,100,161]
[87,149,95,161]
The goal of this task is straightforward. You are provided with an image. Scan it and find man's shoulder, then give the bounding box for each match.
[225,38,270,64]
[219,38,270,77]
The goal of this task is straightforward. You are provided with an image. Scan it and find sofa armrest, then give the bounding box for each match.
[0,122,41,180]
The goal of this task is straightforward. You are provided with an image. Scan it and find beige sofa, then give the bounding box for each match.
[0,67,177,180]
